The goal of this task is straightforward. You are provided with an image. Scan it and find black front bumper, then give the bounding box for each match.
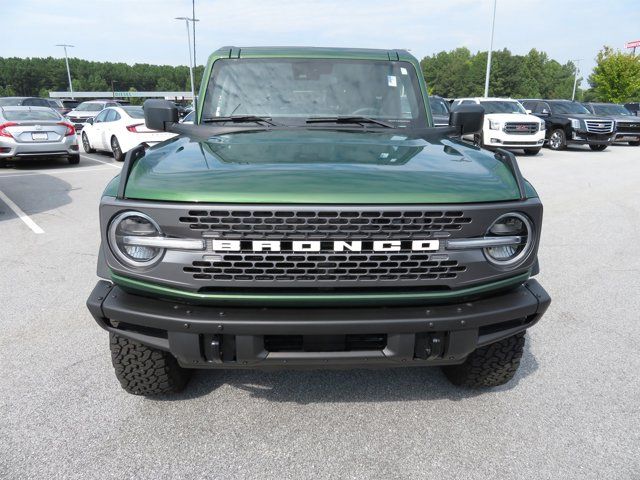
[87,280,550,369]
[567,130,615,145]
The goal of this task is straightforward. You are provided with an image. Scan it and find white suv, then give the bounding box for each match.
[452,97,546,155]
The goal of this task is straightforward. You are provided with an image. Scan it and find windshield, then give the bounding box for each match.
[3,110,61,121]
[429,97,449,115]
[0,98,22,106]
[479,101,526,114]
[75,102,106,112]
[549,102,589,114]
[122,106,144,118]
[592,104,632,116]
[202,58,427,128]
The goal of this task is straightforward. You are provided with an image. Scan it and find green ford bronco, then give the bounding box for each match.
[87,46,550,395]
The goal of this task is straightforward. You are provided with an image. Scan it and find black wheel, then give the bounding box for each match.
[629,140,640,146]
[589,144,607,151]
[68,154,80,165]
[111,136,124,162]
[110,333,191,396]
[523,147,541,156]
[547,129,566,150]
[442,332,526,388]
[82,132,95,153]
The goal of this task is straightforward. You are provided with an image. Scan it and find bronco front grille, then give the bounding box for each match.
[504,122,539,134]
[184,252,466,283]
[179,209,472,239]
[585,120,614,134]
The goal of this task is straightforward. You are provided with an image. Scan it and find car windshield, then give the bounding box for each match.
[429,97,449,115]
[479,101,526,114]
[122,106,144,118]
[0,98,23,106]
[75,102,106,112]
[549,102,589,114]
[202,58,428,128]
[3,110,61,121]
[592,104,633,116]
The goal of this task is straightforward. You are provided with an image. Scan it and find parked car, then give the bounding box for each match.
[66,100,120,131]
[81,106,175,161]
[452,97,545,155]
[582,102,640,146]
[520,99,616,151]
[0,96,52,107]
[624,102,639,116]
[46,99,70,116]
[0,106,79,164]
[429,95,450,126]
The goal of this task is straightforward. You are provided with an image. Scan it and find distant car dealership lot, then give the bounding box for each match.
[0,144,638,479]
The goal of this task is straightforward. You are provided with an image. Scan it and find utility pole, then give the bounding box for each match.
[56,44,75,99]
[571,59,582,101]
[175,16,200,105]
[483,0,497,98]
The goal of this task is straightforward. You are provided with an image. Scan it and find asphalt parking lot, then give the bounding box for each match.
[1,143,639,480]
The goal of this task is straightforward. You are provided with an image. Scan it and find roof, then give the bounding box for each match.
[455,97,519,102]
[210,46,415,62]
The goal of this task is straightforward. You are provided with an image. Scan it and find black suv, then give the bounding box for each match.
[520,99,616,151]
[624,102,639,116]
[583,102,640,146]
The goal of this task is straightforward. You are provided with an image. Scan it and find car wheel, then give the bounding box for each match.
[110,333,191,396]
[589,144,607,151]
[82,132,95,153]
[68,154,80,165]
[628,140,640,146]
[548,129,566,150]
[111,136,124,162]
[523,148,541,156]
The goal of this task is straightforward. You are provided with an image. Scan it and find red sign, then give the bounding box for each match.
[626,40,640,49]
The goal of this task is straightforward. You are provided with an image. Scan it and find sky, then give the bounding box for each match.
[1,0,639,88]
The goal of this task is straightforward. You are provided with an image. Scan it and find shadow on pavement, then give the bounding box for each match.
[153,337,539,404]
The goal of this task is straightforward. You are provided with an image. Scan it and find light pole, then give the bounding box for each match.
[571,59,582,101]
[175,16,199,105]
[483,0,497,98]
[56,44,75,99]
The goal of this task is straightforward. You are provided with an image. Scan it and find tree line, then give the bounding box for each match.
[1,47,638,103]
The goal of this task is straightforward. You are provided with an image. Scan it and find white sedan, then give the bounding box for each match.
[80,106,176,161]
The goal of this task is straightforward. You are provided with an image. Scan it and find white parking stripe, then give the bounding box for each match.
[0,166,115,178]
[0,189,45,234]
[80,154,121,169]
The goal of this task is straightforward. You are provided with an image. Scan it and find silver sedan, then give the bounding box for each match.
[0,106,80,164]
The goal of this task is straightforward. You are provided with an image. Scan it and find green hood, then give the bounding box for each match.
[120,129,529,204]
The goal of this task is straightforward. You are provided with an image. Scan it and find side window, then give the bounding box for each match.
[94,110,109,123]
[461,100,476,105]
[521,101,534,111]
[104,109,117,122]
[112,111,121,121]
[538,102,551,114]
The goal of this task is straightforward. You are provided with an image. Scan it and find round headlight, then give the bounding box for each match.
[484,212,534,267]
[108,211,163,267]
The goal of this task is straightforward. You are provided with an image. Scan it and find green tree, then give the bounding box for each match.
[588,46,640,102]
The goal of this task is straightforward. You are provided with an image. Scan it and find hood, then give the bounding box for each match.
[68,110,100,118]
[609,116,640,124]
[122,129,527,204]
[484,113,540,123]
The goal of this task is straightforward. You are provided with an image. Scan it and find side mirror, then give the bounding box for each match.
[85,117,94,125]
[449,104,484,135]
[143,99,178,131]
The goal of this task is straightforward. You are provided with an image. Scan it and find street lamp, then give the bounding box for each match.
[56,44,75,99]
[175,16,199,105]
[571,59,583,101]
[483,0,497,98]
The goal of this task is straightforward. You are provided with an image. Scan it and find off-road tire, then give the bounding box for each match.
[110,333,191,395]
[68,154,80,165]
[442,332,526,388]
[589,144,607,151]
[82,132,95,153]
[629,140,640,146]
[523,147,541,155]
[548,128,566,150]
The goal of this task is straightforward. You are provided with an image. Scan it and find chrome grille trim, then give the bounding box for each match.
[585,120,614,134]
[503,122,539,135]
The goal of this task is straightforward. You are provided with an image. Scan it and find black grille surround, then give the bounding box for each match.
[503,122,539,135]
[616,122,640,134]
[99,199,544,292]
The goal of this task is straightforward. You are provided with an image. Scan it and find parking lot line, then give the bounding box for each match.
[0,189,44,234]
[80,154,122,169]
[0,166,116,178]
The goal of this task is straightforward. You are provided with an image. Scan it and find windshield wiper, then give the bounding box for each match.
[202,115,281,126]
[306,116,395,128]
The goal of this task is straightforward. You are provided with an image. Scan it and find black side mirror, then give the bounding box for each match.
[449,104,484,135]
[143,99,178,131]
[540,109,550,116]
[85,118,94,125]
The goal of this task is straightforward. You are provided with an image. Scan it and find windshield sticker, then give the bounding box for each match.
[387,75,397,87]
[400,67,408,75]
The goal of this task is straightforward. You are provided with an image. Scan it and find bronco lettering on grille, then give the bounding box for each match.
[211,240,440,252]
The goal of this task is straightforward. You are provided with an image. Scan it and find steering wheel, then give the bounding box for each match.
[351,107,378,116]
